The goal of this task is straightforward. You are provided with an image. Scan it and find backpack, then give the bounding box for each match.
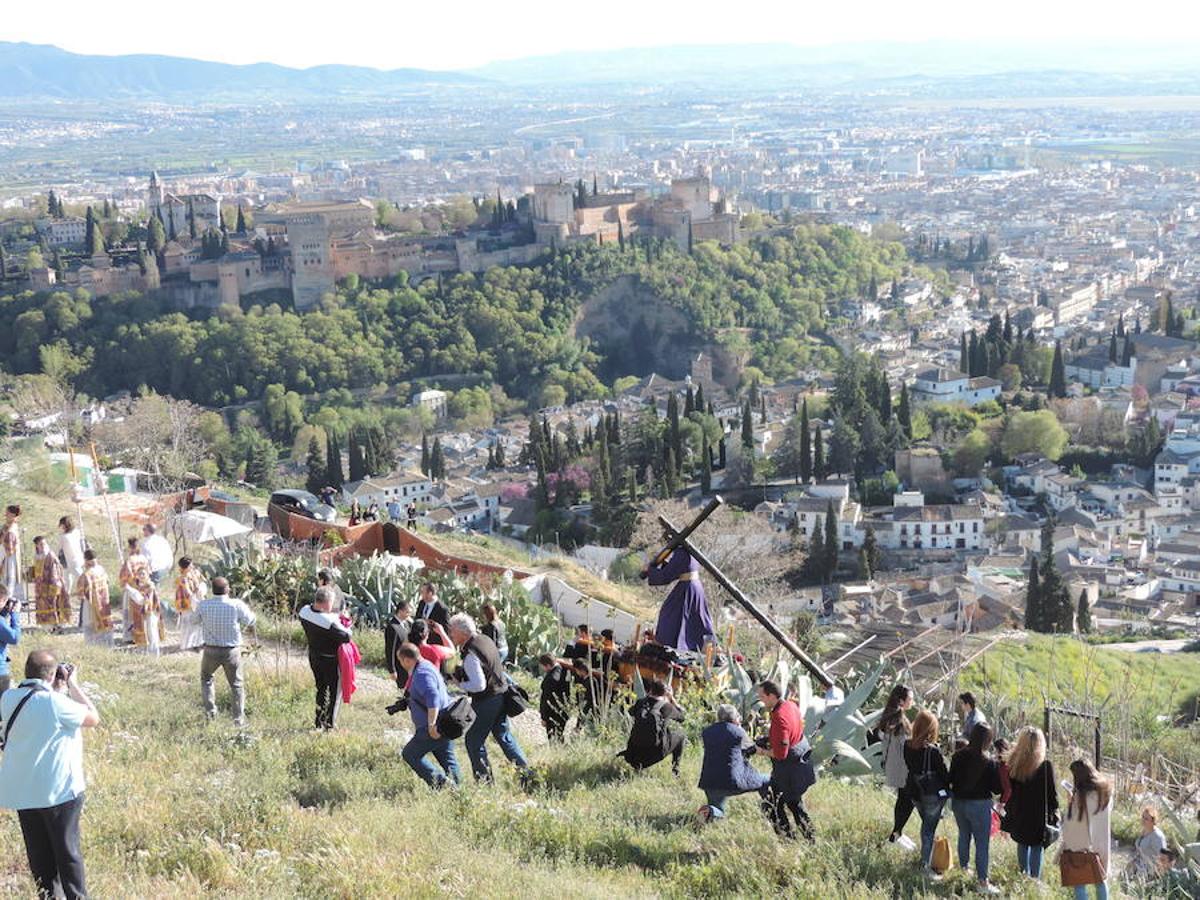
[628,697,666,752]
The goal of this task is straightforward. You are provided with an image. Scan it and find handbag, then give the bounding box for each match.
[502,679,530,718]
[1059,796,1106,887]
[436,695,476,740]
[930,835,952,874]
[913,747,947,800]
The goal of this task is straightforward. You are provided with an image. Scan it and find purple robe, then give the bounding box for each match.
[649,548,715,651]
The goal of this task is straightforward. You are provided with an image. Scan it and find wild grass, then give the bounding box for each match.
[0,635,1173,898]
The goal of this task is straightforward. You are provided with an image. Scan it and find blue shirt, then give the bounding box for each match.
[196,595,256,647]
[0,610,20,676]
[0,680,87,809]
[407,659,448,731]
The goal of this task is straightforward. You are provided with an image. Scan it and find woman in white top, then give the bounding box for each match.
[1060,758,1112,900]
[57,517,86,588]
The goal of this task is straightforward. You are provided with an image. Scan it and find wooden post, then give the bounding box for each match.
[659,513,834,688]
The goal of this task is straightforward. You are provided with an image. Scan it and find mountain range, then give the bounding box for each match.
[3,40,1200,100]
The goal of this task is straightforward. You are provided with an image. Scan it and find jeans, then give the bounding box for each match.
[17,793,87,899]
[464,693,528,782]
[705,784,766,820]
[1073,884,1108,900]
[764,755,815,840]
[916,795,947,867]
[1017,842,1044,878]
[309,655,341,730]
[401,730,461,787]
[200,646,245,724]
[952,797,993,881]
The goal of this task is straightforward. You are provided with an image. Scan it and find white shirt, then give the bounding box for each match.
[462,650,487,693]
[0,681,87,809]
[59,531,85,573]
[141,534,173,573]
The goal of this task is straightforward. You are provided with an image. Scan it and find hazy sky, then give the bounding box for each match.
[9,0,1199,71]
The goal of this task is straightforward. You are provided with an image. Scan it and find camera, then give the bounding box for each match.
[385,696,409,716]
[55,662,75,683]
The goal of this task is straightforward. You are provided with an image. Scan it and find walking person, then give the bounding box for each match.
[31,536,71,631]
[1004,726,1059,881]
[74,551,112,647]
[0,649,100,900]
[140,523,173,589]
[298,586,353,731]
[415,582,450,644]
[174,557,206,651]
[957,692,987,744]
[756,680,816,841]
[696,703,770,825]
[405,503,417,530]
[904,709,951,872]
[480,603,508,664]
[396,643,460,788]
[948,722,1002,894]
[879,684,915,844]
[1060,758,1112,900]
[196,576,255,726]
[448,613,530,784]
[56,518,85,594]
[119,536,163,652]
[0,505,22,603]
[537,654,571,742]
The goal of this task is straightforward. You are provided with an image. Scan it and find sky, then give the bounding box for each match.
[8,0,1200,71]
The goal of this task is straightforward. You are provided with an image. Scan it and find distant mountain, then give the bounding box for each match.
[472,40,1200,86]
[0,42,480,99]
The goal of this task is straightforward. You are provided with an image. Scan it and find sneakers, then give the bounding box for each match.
[895,835,917,851]
[977,881,1000,895]
[694,805,713,828]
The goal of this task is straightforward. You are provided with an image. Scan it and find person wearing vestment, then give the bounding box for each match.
[0,505,23,603]
[174,558,206,651]
[74,552,112,646]
[31,537,70,628]
[119,539,164,653]
[644,547,715,651]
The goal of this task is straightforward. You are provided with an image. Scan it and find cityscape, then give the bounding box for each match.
[0,17,1198,899]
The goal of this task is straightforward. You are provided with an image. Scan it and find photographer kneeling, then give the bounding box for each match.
[0,649,100,899]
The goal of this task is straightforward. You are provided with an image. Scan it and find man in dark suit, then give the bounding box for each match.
[384,599,413,686]
[416,582,449,645]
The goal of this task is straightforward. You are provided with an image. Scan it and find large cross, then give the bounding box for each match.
[658,498,835,689]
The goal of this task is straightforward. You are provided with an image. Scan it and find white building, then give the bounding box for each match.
[910,367,1001,407]
[411,389,448,420]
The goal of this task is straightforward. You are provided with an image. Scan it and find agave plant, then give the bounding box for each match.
[205,546,316,616]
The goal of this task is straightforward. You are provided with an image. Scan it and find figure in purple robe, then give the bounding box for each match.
[645,548,715,651]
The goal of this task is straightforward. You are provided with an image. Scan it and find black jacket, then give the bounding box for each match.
[949,749,1001,800]
[416,598,449,644]
[299,606,352,663]
[1005,760,1059,846]
[461,633,506,701]
[903,743,950,796]
[539,664,571,722]
[383,615,412,677]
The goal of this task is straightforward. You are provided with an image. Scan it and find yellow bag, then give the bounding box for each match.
[931,836,952,874]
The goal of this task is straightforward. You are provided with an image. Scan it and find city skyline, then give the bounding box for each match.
[7,0,1200,73]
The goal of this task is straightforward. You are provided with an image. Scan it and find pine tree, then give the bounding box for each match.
[799,399,812,483]
[348,431,367,482]
[813,423,825,478]
[1024,556,1042,631]
[823,500,839,579]
[1076,588,1093,634]
[741,400,754,449]
[430,438,445,482]
[1048,341,1067,398]
[862,525,880,576]
[305,436,326,494]
[897,383,912,440]
[421,433,430,475]
[236,205,247,234]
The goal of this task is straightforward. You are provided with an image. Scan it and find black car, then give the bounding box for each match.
[268,489,336,523]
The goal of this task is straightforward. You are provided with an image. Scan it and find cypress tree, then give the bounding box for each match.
[741,400,753,449]
[494,439,505,468]
[236,204,247,234]
[685,385,695,416]
[1024,557,1042,631]
[694,383,705,413]
[305,435,326,494]
[325,429,343,489]
[897,383,912,440]
[823,500,839,579]
[1108,332,1118,364]
[187,200,197,239]
[430,438,445,482]
[627,468,638,504]
[617,220,625,252]
[420,433,430,475]
[806,518,826,583]
[760,395,767,424]
[813,423,825,478]
[348,430,367,482]
[1121,336,1134,367]
[1076,589,1093,634]
[799,399,812,483]
[534,444,549,509]
[667,392,682,473]
[663,449,679,496]
[700,432,712,494]
[960,332,969,373]
[1048,340,1067,398]
[718,436,727,470]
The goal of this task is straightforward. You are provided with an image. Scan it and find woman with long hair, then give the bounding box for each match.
[949,722,1002,894]
[903,709,950,871]
[879,684,915,843]
[1061,758,1112,900]
[1004,726,1059,880]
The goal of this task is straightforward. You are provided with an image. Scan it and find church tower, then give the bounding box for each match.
[147,171,164,218]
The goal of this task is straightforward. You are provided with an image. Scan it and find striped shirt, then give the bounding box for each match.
[196,595,256,648]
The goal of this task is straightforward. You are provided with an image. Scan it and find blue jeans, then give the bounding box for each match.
[916,795,946,867]
[704,785,766,820]
[952,798,992,881]
[1017,842,1044,878]
[1074,884,1108,900]
[464,693,527,782]
[401,729,460,787]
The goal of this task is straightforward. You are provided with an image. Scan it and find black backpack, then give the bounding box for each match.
[435,696,476,740]
[502,679,530,718]
[628,697,666,752]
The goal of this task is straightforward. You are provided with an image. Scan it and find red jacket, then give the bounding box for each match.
[768,699,805,761]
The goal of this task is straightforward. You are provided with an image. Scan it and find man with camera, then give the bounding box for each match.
[0,649,100,899]
[394,642,460,788]
[0,584,23,694]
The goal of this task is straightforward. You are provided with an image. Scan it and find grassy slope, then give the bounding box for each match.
[0,636,1089,900]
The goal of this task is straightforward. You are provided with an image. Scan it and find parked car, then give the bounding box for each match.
[268,489,336,523]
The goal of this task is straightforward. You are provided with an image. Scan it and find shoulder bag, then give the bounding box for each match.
[1059,795,1105,887]
[0,684,46,751]
[1043,762,1061,848]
